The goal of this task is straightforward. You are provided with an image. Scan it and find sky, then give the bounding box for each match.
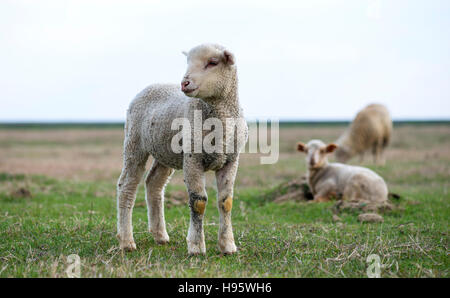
[0,0,449,121]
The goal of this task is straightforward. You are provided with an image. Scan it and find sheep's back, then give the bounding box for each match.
[127,84,188,169]
[339,164,388,203]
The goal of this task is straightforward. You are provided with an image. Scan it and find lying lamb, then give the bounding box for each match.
[335,104,392,165]
[116,44,248,255]
[297,140,388,204]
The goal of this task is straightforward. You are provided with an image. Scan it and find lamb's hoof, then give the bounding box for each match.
[117,234,137,251]
[188,251,206,256]
[219,241,237,255]
[187,240,206,256]
[120,240,137,251]
[150,229,170,245]
[155,238,170,245]
[154,233,170,245]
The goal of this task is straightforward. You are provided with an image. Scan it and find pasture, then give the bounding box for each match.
[0,123,448,277]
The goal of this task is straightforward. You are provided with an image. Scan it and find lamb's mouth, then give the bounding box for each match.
[309,163,322,170]
[183,88,198,95]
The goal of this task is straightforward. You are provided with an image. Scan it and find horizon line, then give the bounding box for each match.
[0,118,449,125]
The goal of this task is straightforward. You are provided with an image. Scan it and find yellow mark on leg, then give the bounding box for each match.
[194,200,206,214]
[314,196,330,203]
[223,196,233,212]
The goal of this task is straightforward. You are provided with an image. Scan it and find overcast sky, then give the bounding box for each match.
[0,0,449,121]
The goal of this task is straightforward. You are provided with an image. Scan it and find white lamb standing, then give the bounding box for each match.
[116,44,248,255]
[297,140,388,204]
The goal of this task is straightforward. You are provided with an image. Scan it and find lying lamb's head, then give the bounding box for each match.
[297,139,338,169]
[181,44,236,99]
[334,145,352,163]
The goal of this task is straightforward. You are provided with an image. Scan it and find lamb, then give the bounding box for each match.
[334,104,392,165]
[116,44,248,255]
[297,140,388,204]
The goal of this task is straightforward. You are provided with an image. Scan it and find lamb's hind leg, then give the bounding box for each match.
[145,160,174,244]
[117,149,148,251]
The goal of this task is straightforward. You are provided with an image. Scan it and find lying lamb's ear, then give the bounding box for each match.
[297,142,307,153]
[223,50,235,65]
[182,51,188,57]
[326,143,338,153]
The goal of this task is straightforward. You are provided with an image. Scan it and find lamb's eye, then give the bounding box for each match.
[206,60,218,68]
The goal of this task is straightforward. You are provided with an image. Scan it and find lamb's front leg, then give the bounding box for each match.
[215,159,239,254]
[313,181,337,203]
[184,157,207,255]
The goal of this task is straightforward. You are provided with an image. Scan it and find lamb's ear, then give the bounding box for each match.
[223,50,235,65]
[182,51,188,57]
[297,142,307,153]
[326,143,338,153]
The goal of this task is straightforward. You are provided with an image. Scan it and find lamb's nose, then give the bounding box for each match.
[181,80,190,91]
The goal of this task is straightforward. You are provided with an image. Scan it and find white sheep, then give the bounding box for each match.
[335,104,392,165]
[297,140,388,204]
[116,44,248,255]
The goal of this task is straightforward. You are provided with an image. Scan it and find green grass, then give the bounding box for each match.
[0,173,448,277]
[0,124,449,277]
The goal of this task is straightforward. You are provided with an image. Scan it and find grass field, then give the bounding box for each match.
[0,123,448,277]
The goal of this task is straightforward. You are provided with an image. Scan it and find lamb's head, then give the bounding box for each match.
[297,139,338,169]
[181,44,236,100]
[334,130,353,163]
